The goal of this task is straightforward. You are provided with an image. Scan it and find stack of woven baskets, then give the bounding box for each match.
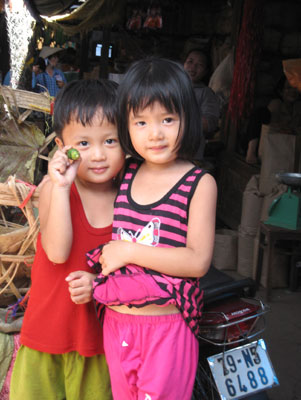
[0,176,39,306]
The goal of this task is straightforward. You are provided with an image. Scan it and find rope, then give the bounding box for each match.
[0,176,39,300]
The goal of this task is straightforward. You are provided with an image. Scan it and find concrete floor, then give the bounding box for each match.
[256,286,301,400]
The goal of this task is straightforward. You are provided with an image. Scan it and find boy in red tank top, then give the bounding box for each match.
[10,79,125,400]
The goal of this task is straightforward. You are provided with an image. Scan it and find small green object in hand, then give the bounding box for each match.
[67,148,80,161]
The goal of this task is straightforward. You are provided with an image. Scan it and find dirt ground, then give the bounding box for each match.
[257,286,301,400]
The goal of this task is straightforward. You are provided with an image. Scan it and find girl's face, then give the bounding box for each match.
[128,101,181,166]
[56,113,125,186]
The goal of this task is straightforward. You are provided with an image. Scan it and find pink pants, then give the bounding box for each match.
[103,308,198,400]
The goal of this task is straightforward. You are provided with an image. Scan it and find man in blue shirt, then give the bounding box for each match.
[35,47,67,97]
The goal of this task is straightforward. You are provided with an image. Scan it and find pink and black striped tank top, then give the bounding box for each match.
[90,161,207,337]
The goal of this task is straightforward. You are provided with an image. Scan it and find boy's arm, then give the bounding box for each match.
[39,148,80,263]
[100,173,217,278]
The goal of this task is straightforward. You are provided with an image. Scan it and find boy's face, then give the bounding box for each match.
[55,113,125,186]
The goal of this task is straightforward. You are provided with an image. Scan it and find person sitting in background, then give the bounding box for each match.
[184,49,220,136]
[35,47,66,97]
[183,48,220,160]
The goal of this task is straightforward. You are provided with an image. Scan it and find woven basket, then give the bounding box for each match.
[0,176,39,303]
[0,221,29,254]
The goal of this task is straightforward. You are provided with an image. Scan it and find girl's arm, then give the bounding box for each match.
[100,173,217,278]
[39,148,80,263]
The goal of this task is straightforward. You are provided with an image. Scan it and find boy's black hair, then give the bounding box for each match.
[53,79,118,139]
[117,57,203,160]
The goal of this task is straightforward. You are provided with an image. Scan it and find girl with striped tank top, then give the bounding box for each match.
[87,57,217,400]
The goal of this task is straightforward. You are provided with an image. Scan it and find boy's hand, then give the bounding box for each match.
[66,271,96,304]
[48,146,80,187]
[99,241,132,276]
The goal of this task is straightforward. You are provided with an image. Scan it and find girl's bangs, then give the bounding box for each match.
[127,80,180,116]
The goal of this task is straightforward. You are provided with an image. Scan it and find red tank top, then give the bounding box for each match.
[20,183,112,356]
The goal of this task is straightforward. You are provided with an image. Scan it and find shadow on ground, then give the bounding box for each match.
[257,287,301,400]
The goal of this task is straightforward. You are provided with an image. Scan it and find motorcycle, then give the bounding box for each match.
[192,266,279,400]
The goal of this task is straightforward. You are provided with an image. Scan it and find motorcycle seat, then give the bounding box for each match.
[199,265,256,304]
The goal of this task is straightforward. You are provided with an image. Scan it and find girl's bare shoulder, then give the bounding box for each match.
[193,172,217,202]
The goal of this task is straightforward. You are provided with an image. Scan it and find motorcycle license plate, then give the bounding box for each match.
[207,339,279,399]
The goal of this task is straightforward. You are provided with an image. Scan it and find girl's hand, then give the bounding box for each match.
[66,270,96,304]
[48,146,80,187]
[99,241,132,276]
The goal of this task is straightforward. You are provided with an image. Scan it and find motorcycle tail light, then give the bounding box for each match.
[198,297,267,345]
[227,319,255,341]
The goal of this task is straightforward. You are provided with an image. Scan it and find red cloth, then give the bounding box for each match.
[227,0,264,127]
[20,184,112,356]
